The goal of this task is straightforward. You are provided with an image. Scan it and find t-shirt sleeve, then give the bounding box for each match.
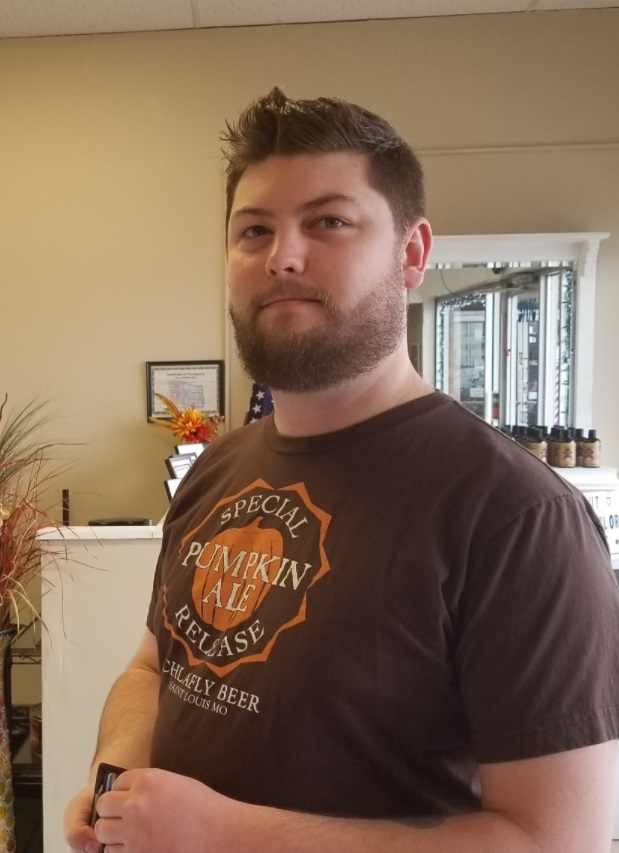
[457,492,619,763]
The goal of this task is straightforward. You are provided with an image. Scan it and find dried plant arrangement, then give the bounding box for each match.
[0,393,67,629]
[0,392,72,850]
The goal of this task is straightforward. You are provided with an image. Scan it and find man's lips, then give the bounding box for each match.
[260,295,322,308]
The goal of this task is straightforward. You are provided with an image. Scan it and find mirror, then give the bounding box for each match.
[410,233,608,431]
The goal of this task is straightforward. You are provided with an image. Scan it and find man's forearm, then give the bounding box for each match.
[89,664,159,783]
[208,741,615,853]
[89,769,542,853]
[222,802,539,853]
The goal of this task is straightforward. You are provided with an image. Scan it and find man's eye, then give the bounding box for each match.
[242,225,268,238]
[320,217,345,229]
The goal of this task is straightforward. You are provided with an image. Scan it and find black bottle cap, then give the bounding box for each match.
[588,429,598,441]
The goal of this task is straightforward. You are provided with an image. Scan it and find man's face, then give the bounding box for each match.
[226,151,409,393]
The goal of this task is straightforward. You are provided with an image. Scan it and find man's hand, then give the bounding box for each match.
[64,786,98,853]
[93,768,232,853]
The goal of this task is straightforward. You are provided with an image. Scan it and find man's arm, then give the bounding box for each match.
[94,740,617,852]
[91,628,160,772]
[64,628,159,853]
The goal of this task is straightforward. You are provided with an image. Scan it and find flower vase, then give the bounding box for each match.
[0,625,16,853]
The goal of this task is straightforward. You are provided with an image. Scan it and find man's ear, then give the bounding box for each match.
[402,218,433,291]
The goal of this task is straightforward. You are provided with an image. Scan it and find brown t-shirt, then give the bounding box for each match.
[148,392,619,818]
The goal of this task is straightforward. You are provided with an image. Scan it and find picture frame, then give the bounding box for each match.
[164,478,182,502]
[146,360,224,420]
[175,443,206,457]
[165,453,197,480]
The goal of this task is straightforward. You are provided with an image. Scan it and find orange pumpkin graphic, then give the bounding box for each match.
[191,516,284,631]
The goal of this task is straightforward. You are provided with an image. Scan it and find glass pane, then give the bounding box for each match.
[556,265,575,427]
[436,295,486,418]
[511,290,541,427]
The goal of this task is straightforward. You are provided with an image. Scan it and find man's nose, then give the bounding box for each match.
[266,230,306,277]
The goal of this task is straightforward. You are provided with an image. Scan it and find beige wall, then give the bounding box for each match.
[1,9,618,525]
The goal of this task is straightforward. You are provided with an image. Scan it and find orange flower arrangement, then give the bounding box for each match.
[150,393,223,444]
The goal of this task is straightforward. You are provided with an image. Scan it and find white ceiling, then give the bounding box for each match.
[0,0,617,40]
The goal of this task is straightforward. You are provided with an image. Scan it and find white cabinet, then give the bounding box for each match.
[39,525,162,853]
[552,466,619,565]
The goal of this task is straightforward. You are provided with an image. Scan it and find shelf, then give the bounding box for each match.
[11,619,42,664]
[11,710,42,796]
[11,647,41,664]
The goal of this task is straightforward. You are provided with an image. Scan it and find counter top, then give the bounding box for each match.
[38,524,163,541]
[550,465,619,488]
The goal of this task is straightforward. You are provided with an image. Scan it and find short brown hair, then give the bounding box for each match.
[221,87,425,236]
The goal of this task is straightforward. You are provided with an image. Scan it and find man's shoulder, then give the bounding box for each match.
[408,397,587,523]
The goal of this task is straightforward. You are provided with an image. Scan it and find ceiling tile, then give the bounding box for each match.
[0,0,195,39]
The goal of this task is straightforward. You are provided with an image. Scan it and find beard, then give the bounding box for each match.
[229,268,407,393]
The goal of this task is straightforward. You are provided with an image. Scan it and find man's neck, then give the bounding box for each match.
[269,346,435,438]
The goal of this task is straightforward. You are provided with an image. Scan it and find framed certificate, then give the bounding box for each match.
[146,360,224,420]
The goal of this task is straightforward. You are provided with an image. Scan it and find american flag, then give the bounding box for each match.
[244,383,274,424]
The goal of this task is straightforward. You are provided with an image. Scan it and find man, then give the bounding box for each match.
[66,88,619,852]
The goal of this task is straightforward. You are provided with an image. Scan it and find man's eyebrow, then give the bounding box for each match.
[229,205,271,223]
[302,193,358,211]
[230,194,359,223]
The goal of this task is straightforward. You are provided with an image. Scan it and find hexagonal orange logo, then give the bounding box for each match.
[162,479,331,676]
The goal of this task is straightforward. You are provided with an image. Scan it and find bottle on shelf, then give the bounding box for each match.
[513,426,527,447]
[574,428,585,466]
[554,428,576,468]
[547,426,562,467]
[581,429,601,468]
[522,427,547,463]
